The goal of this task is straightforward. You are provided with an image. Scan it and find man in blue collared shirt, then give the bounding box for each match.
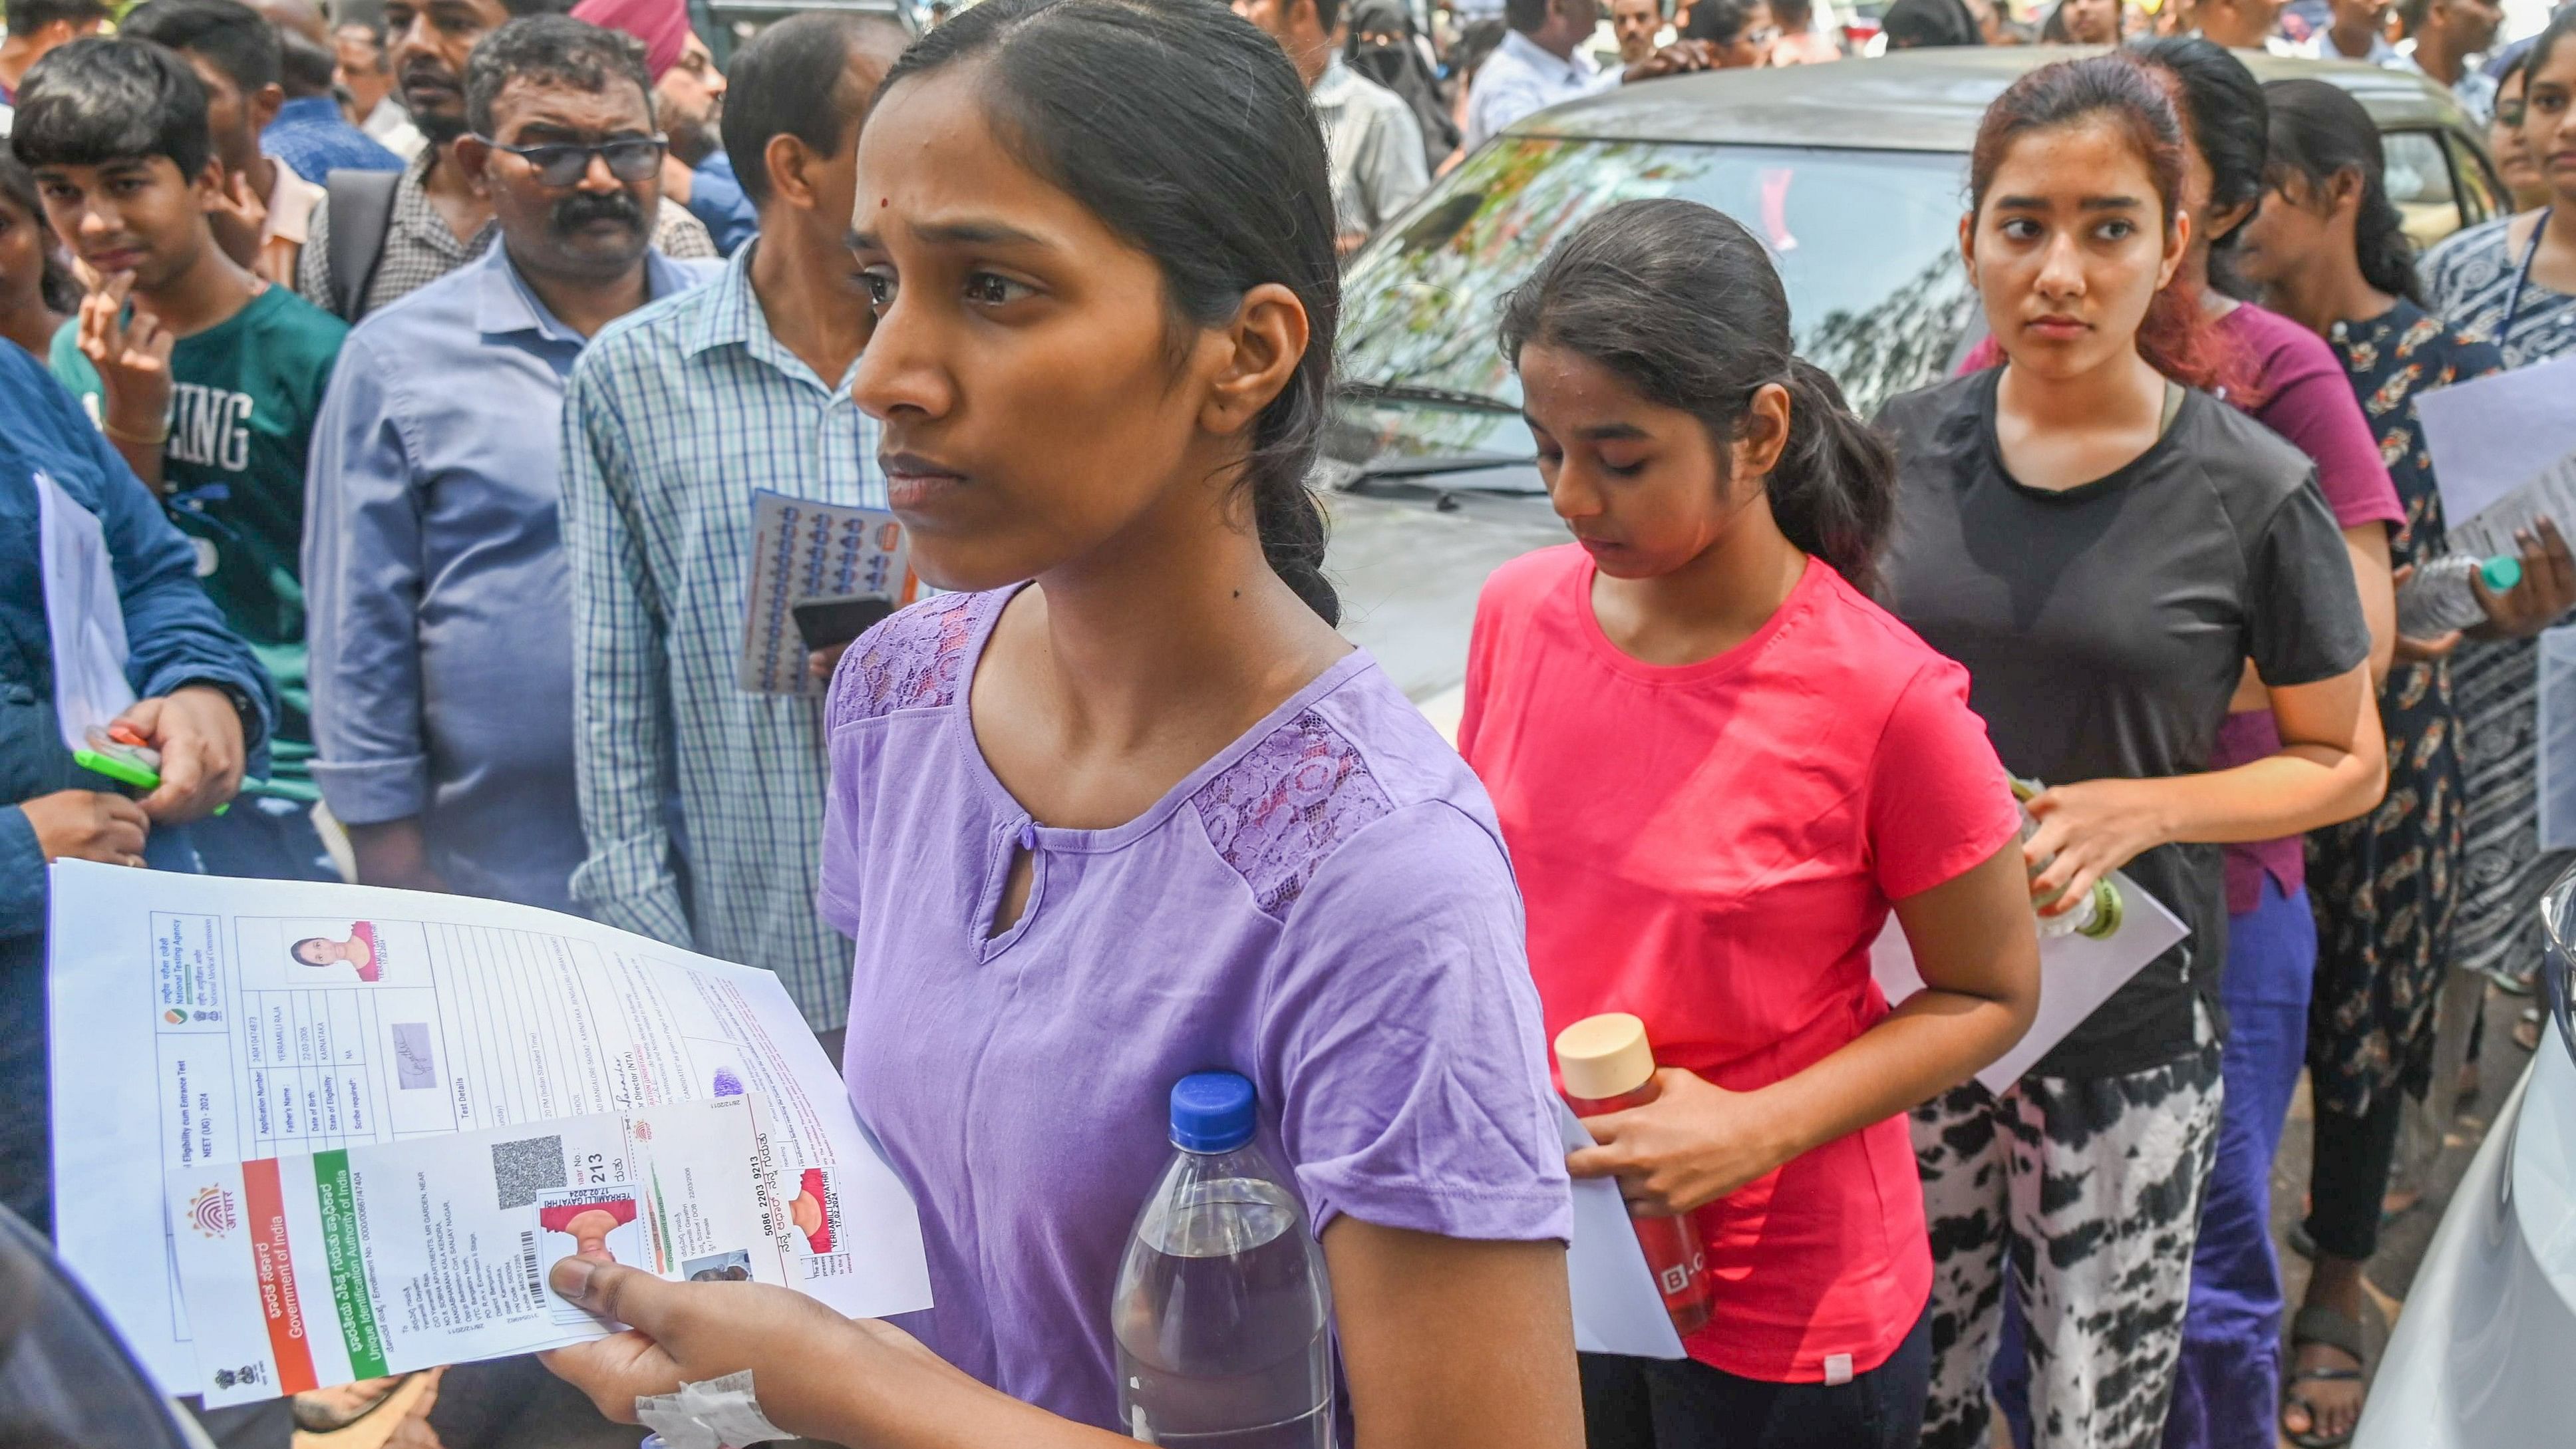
[304,16,715,911]
[562,12,903,1039]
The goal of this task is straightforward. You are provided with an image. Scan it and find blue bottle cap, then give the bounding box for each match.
[1168,1071,1257,1154]
[2482,555,2525,593]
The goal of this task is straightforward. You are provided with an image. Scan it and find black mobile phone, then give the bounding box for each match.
[793,595,895,652]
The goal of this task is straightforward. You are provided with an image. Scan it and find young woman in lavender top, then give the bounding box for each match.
[535,1,1583,1445]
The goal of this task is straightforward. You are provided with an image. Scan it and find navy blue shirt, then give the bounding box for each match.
[0,341,275,1231]
[0,343,276,937]
[262,96,404,183]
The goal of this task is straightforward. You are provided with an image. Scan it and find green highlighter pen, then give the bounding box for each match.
[71,744,317,814]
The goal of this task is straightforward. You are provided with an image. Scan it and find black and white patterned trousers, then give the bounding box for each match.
[1910,1041,2224,1449]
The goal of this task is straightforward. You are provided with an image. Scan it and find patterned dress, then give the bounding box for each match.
[2303,303,2502,1119]
[2422,217,2576,988]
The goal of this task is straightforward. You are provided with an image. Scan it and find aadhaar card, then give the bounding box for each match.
[164,1096,788,1406]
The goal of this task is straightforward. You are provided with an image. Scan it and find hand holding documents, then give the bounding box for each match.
[1871,864,2189,1092]
[2418,353,2576,560]
[47,862,932,1401]
[1555,1101,1689,1361]
[738,490,918,695]
[166,1098,790,1406]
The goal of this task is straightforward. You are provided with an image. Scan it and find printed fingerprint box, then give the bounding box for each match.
[164,1096,790,1405]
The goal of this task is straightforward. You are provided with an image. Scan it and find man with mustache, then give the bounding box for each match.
[291,0,711,322]
[303,15,715,931]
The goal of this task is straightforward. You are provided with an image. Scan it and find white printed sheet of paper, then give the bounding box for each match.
[1555,1102,1687,1361]
[166,1098,789,1406]
[2418,355,2576,560]
[737,490,917,695]
[46,862,931,1395]
[1871,868,2189,1091]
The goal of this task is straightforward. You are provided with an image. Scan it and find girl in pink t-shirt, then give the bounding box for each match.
[1461,197,2041,1449]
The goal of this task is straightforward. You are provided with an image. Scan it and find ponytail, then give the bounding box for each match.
[1253,460,1337,624]
[1496,198,1899,591]
[1773,360,1898,595]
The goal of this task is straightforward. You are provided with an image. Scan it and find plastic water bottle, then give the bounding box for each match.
[2011,778,2123,940]
[1553,1013,1713,1337]
[2397,554,2523,638]
[1112,1072,1334,1447]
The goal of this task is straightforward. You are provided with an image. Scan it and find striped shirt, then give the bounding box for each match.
[560,242,884,1029]
[296,149,717,320]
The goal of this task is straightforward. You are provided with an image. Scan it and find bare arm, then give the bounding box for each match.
[1566,842,2038,1212]
[2025,659,2384,917]
[346,817,451,893]
[2347,522,2395,685]
[540,1225,1584,1449]
[1326,1223,1581,1449]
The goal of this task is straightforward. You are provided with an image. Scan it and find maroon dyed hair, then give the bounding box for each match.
[1965,53,2243,397]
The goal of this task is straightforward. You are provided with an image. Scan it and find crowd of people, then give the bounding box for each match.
[0,0,2573,1445]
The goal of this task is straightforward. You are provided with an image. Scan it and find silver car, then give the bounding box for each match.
[2352,870,2576,1446]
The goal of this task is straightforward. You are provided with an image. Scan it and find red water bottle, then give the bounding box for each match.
[1555,1013,1712,1337]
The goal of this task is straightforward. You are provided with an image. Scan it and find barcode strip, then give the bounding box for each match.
[521,1230,542,1305]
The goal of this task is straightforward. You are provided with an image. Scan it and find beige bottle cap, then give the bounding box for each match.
[1555,1013,1655,1101]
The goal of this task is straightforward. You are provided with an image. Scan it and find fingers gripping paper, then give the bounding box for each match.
[45,862,932,1398]
[164,1099,791,1406]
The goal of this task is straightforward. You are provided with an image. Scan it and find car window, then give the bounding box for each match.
[2382,130,2466,249]
[2444,130,2499,231]
[1339,138,1978,420]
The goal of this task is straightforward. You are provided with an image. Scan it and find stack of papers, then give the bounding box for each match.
[46,862,933,1404]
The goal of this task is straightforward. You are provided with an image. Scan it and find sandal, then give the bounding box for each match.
[2283,1305,2368,1448]
[2515,1007,2544,1054]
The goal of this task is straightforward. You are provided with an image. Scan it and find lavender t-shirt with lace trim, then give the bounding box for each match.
[818,587,1571,1430]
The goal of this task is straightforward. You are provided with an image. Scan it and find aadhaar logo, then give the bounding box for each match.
[188,1184,240,1239]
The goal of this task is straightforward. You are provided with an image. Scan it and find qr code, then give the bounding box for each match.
[492,1134,565,1209]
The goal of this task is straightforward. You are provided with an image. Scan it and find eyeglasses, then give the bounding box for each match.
[474,134,667,187]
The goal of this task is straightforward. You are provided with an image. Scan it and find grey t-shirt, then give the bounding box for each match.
[1876,369,2370,1079]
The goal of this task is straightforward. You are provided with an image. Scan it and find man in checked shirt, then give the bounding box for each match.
[559,11,907,1056]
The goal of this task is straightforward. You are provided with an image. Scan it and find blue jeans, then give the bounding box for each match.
[2161,876,2315,1449]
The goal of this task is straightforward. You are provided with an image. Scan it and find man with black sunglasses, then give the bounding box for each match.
[303,15,716,1083]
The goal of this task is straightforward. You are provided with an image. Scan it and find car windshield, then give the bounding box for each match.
[1339,138,1981,428]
